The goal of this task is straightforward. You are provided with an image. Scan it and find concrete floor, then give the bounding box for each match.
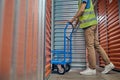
[48,67,120,80]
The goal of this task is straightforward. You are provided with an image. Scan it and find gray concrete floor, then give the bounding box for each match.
[48,67,120,80]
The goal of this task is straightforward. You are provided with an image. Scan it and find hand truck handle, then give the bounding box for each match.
[66,22,74,28]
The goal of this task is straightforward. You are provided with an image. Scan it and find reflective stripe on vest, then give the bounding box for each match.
[82,11,94,15]
[80,18,97,23]
[78,0,97,28]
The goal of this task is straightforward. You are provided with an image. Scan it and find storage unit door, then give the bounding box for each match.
[106,0,120,70]
[97,0,120,70]
[52,0,86,70]
[97,0,108,66]
[45,0,51,78]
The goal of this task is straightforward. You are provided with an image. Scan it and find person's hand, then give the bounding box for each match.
[73,18,79,28]
[69,18,75,24]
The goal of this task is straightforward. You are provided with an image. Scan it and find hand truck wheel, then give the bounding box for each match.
[57,65,65,75]
[52,64,57,71]
[65,64,71,72]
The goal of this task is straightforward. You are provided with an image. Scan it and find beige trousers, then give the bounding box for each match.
[84,25,110,69]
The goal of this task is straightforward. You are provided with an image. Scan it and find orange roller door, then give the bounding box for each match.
[97,0,120,70]
[45,0,51,78]
[106,0,120,70]
[97,0,108,66]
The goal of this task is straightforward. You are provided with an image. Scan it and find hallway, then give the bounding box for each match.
[49,67,120,80]
[0,0,120,80]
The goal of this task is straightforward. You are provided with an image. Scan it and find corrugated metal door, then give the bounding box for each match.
[45,0,51,78]
[106,0,120,70]
[97,0,120,70]
[97,0,108,66]
[52,0,86,70]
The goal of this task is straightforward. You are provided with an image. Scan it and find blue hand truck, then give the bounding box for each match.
[51,22,74,75]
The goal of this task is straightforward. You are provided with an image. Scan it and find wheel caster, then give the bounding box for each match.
[57,65,65,75]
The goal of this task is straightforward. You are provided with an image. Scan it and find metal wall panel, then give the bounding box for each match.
[52,0,86,70]
[11,0,20,80]
[32,0,38,80]
[0,0,15,80]
[38,0,46,80]
[26,0,33,78]
[16,0,26,80]
[0,0,5,78]
[0,0,46,80]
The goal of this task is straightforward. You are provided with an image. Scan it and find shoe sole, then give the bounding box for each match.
[80,72,96,75]
[102,65,115,74]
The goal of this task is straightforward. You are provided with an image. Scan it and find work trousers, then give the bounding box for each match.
[84,25,110,69]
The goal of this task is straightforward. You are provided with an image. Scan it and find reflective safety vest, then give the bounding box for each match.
[78,0,97,28]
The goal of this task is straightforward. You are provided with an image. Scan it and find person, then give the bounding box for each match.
[69,0,115,75]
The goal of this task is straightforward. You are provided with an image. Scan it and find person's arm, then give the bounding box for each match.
[75,18,79,26]
[69,2,87,23]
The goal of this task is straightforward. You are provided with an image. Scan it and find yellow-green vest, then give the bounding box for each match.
[78,0,97,28]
